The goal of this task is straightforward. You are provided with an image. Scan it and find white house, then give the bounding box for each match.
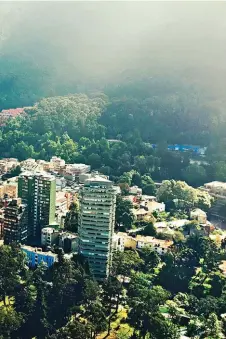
[113,233,125,251]
[41,227,59,247]
[136,235,173,255]
[190,209,207,224]
[130,186,142,195]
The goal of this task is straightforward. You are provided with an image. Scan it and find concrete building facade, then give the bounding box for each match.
[0,182,18,199]
[41,227,59,247]
[78,175,117,280]
[113,232,173,255]
[59,232,78,253]
[18,172,56,241]
[3,198,28,245]
[21,245,57,267]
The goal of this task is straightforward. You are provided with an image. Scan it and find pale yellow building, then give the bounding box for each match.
[0,182,18,199]
[116,232,137,249]
[114,232,173,255]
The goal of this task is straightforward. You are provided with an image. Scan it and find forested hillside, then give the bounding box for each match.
[0,89,224,187]
[0,2,226,109]
[0,2,226,185]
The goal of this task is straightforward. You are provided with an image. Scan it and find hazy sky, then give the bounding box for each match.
[0,1,226,95]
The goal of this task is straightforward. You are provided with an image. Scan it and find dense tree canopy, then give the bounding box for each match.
[0,81,224,186]
[156,179,212,212]
[1,226,226,338]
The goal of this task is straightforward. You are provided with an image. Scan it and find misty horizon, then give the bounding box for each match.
[0,1,225,99]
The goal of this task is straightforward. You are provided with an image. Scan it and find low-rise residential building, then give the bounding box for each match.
[114,232,173,255]
[0,158,19,174]
[136,235,173,255]
[155,219,189,233]
[0,181,18,199]
[123,195,139,205]
[50,156,66,172]
[79,173,92,184]
[41,227,59,247]
[132,208,149,220]
[141,201,165,213]
[20,158,41,172]
[21,245,57,267]
[41,227,78,253]
[63,164,90,182]
[63,171,76,182]
[141,195,157,202]
[56,210,67,227]
[113,233,125,251]
[190,208,207,224]
[154,221,169,233]
[36,160,53,172]
[56,176,67,190]
[204,181,226,198]
[130,186,142,195]
[0,108,25,126]
[199,222,214,236]
[65,163,90,176]
[56,191,70,211]
[59,232,78,253]
[132,201,165,221]
[113,232,137,250]
[202,181,226,220]
[55,191,75,227]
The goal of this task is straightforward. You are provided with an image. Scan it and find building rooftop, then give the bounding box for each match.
[133,208,148,216]
[66,163,90,169]
[85,175,111,184]
[59,231,78,239]
[205,181,226,189]
[115,232,173,248]
[136,235,173,248]
[21,245,58,257]
[141,195,157,201]
[19,171,56,181]
[191,208,207,216]
[0,108,25,116]
[123,195,138,204]
[42,227,59,234]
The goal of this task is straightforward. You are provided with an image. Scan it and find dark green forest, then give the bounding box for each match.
[2,232,226,338]
[0,85,225,186]
[0,1,226,188]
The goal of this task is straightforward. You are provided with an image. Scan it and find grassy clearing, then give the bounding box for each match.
[97,308,133,339]
[159,305,169,314]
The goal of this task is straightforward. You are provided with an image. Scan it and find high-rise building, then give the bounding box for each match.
[18,172,56,241]
[78,175,117,280]
[3,198,28,245]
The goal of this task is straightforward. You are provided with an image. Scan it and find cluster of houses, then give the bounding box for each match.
[113,232,173,255]
[0,153,224,272]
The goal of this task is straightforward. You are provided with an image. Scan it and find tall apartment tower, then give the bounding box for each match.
[78,175,117,280]
[3,198,28,245]
[18,172,56,241]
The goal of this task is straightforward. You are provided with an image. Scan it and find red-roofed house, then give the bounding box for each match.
[0,108,26,126]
